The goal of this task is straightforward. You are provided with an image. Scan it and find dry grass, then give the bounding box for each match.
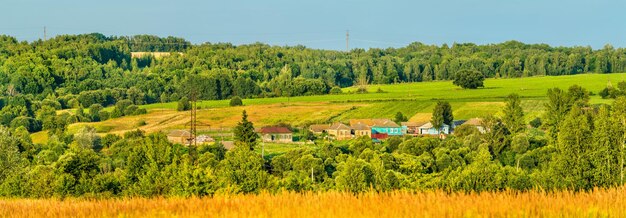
[63,102,355,136]
[2,189,626,218]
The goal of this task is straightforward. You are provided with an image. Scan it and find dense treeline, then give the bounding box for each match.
[2,33,626,132]
[0,85,625,197]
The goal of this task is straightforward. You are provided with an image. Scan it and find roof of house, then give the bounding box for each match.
[168,130,191,137]
[309,124,330,132]
[464,118,483,126]
[419,122,450,129]
[259,126,292,134]
[351,123,371,131]
[196,135,215,142]
[329,122,351,130]
[372,120,400,128]
[453,120,467,126]
[401,122,428,127]
[221,141,235,150]
[350,119,400,128]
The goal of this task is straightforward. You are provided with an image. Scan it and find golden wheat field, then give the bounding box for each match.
[1,189,626,218]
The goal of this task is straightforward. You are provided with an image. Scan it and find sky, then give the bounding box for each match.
[1,0,625,50]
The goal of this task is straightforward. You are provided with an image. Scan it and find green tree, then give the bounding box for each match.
[502,93,525,134]
[431,101,453,133]
[0,127,25,186]
[543,88,572,144]
[394,111,408,123]
[74,126,102,151]
[551,106,593,190]
[334,157,375,193]
[233,110,259,150]
[218,149,268,193]
[613,97,626,185]
[88,104,103,122]
[590,105,621,186]
[453,69,484,89]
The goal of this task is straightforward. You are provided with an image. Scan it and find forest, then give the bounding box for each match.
[2,33,626,132]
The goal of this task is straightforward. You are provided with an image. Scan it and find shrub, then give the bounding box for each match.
[330,87,342,95]
[133,108,147,115]
[177,97,191,111]
[136,120,147,127]
[98,111,110,121]
[529,117,542,128]
[230,96,243,106]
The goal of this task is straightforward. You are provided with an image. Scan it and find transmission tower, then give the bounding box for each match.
[346,30,349,52]
[187,88,198,146]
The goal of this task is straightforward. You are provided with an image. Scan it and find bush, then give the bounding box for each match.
[230,96,243,106]
[177,97,191,111]
[98,111,110,121]
[133,108,147,115]
[136,120,147,127]
[330,86,342,95]
[529,117,542,128]
[123,105,139,116]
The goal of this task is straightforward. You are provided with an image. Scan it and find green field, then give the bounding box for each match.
[35,73,623,144]
[139,73,620,109]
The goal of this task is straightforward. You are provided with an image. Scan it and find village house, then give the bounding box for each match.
[418,122,451,135]
[350,119,403,139]
[460,118,486,133]
[258,126,293,143]
[401,122,427,136]
[327,122,352,140]
[167,130,192,144]
[167,130,215,145]
[371,119,403,136]
[221,141,235,150]
[351,123,371,138]
[195,135,215,144]
[309,124,330,135]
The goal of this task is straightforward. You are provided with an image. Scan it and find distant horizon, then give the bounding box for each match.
[2,0,624,50]
[5,32,622,51]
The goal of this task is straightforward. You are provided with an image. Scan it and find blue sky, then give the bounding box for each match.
[1,0,624,50]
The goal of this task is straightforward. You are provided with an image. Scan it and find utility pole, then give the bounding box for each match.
[43,26,47,41]
[188,87,198,146]
[346,30,349,52]
[311,167,314,183]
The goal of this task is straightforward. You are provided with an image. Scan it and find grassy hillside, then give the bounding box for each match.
[32,73,623,143]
